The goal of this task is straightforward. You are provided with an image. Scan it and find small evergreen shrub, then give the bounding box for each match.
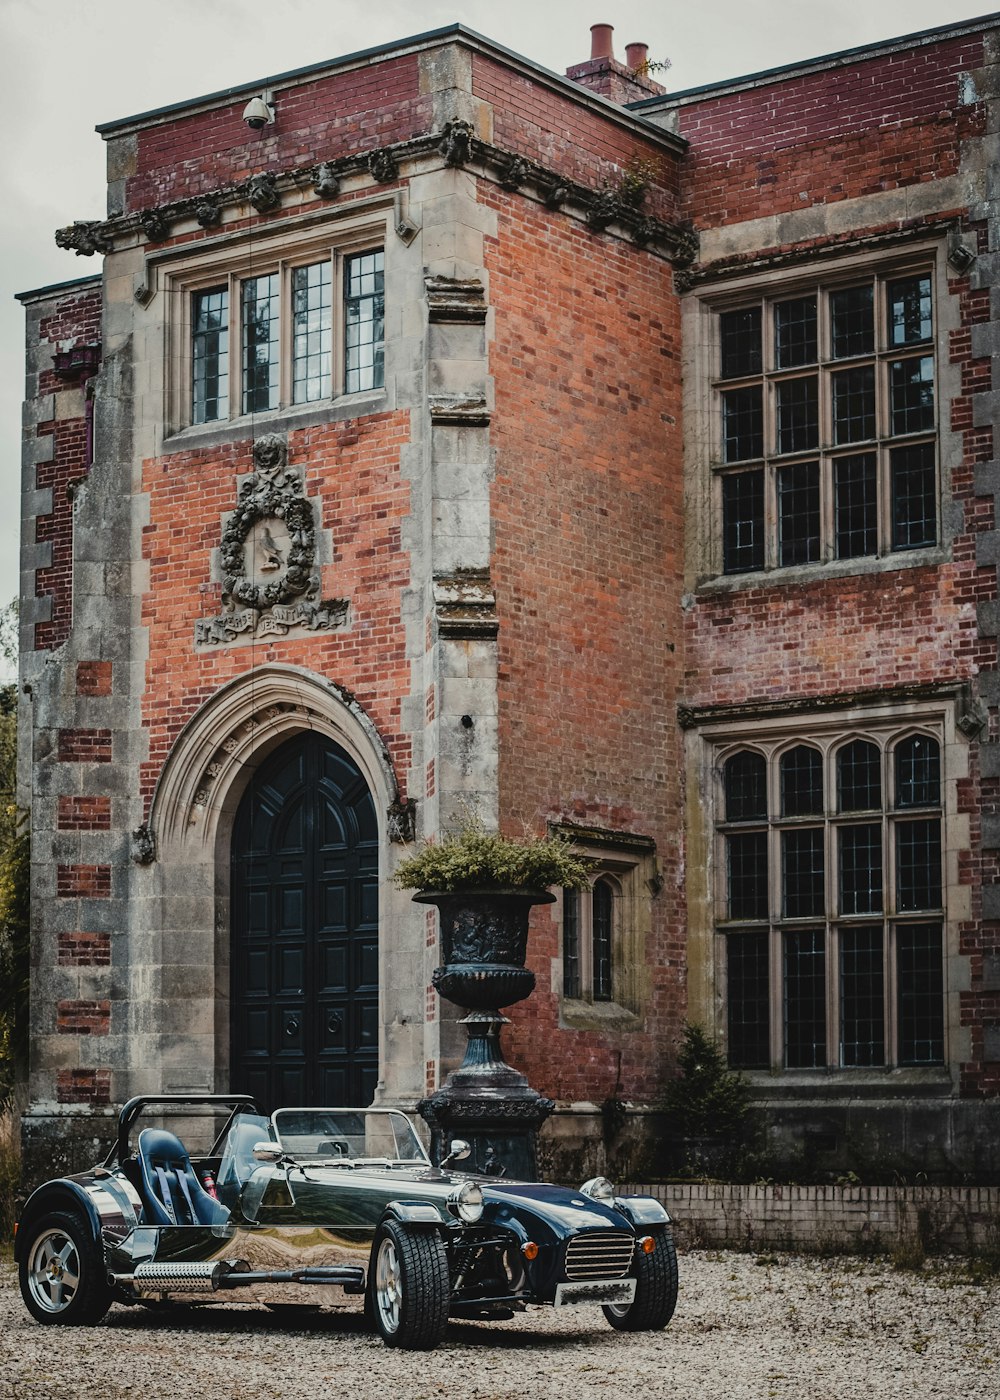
[392,818,591,893]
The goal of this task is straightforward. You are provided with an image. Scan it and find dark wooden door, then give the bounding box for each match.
[230,732,379,1109]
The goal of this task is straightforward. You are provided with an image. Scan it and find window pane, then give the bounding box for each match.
[784,929,826,1067]
[720,307,762,378]
[897,923,943,1065]
[889,356,935,435]
[241,273,279,414]
[562,889,580,999]
[895,819,942,911]
[722,471,765,573]
[777,462,821,566]
[895,735,940,808]
[780,746,823,817]
[831,365,875,444]
[776,377,818,454]
[830,285,874,358]
[344,249,385,393]
[781,828,825,918]
[192,286,229,424]
[728,832,769,920]
[840,926,884,1066]
[839,823,883,915]
[727,931,770,1069]
[834,453,878,559]
[836,740,881,812]
[724,750,768,822]
[722,386,764,462]
[775,296,817,368]
[888,275,932,346]
[891,442,936,550]
[292,261,332,404]
[593,879,613,1002]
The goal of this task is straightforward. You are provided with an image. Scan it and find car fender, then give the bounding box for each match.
[15,1180,104,1263]
[613,1196,672,1228]
[380,1200,449,1230]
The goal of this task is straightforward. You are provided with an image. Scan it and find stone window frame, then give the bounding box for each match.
[686,239,953,589]
[158,205,391,436]
[549,824,657,1031]
[695,697,967,1079]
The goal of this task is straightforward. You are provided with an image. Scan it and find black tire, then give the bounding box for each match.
[18,1210,113,1327]
[603,1230,678,1332]
[369,1220,450,1350]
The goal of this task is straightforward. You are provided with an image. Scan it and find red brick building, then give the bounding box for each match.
[17,15,1000,1180]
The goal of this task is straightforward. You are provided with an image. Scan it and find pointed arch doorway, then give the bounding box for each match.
[230,731,379,1109]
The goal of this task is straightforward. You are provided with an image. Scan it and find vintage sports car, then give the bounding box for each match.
[15,1094,678,1349]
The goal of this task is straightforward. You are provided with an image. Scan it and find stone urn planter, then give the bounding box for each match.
[393,823,590,1177]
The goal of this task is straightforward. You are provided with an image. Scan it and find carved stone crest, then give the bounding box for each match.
[55,222,114,257]
[130,823,156,865]
[498,155,529,191]
[196,202,221,229]
[197,435,348,646]
[140,209,169,242]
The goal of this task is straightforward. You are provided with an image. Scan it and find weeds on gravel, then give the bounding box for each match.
[0,1112,19,1249]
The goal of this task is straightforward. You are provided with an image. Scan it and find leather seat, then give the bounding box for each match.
[136,1128,230,1227]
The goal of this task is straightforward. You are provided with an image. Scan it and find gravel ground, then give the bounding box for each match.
[1,1249,997,1400]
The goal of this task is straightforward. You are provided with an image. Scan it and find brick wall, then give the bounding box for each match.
[138,413,414,809]
[483,179,686,1103]
[673,33,986,228]
[57,795,112,831]
[122,54,429,212]
[636,1181,1000,1255]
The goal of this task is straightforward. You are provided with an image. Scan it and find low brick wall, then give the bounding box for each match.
[626,1182,1000,1255]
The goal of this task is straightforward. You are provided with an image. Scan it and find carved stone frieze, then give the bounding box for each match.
[313,162,341,198]
[439,119,474,168]
[585,189,620,231]
[428,396,491,427]
[368,148,398,183]
[130,823,156,865]
[498,155,529,191]
[387,797,417,844]
[247,173,280,213]
[433,569,499,640]
[140,210,169,242]
[424,275,488,325]
[55,222,114,257]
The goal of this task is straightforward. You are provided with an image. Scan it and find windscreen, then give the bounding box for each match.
[271,1109,429,1164]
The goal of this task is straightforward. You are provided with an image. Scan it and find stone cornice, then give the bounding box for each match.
[55,125,698,268]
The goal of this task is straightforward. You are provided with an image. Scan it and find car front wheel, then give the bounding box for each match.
[19,1210,113,1326]
[370,1220,450,1350]
[603,1230,678,1332]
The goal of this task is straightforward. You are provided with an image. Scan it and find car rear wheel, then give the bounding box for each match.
[603,1230,678,1332]
[370,1220,450,1350]
[19,1210,113,1326]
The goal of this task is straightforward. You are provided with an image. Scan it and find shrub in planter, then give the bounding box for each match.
[661,1023,758,1179]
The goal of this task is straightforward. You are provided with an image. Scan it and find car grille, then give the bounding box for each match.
[564,1231,635,1280]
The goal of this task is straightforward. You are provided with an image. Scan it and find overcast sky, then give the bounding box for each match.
[0,0,992,640]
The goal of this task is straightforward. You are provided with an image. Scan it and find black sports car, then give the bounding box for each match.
[15,1094,678,1349]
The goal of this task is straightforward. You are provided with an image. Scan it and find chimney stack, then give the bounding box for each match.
[590,23,615,61]
[566,23,668,104]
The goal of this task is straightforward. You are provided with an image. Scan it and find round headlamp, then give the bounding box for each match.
[450,1180,484,1223]
[580,1176,616,1204]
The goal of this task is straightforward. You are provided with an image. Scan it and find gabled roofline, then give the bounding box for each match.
[15,274,102,306]
[95,23,686,155]
[629,9,1000,111]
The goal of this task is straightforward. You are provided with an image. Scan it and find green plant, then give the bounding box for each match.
[392,815,591,893]
[661,1023,758,1177]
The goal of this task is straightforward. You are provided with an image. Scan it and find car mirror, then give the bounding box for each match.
[252,1141,282,1163]
[444,1138,471,1164]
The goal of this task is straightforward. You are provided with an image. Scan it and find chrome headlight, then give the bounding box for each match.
[449,1180,484,1223]
[580,1176,616,1203]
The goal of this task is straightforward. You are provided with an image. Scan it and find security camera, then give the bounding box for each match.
[242,96,274,131]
